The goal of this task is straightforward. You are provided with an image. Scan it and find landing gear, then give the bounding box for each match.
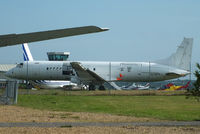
[89,84,95,91]
[99,85,105,90]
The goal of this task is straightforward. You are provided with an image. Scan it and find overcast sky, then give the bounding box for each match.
[0,0,200,79]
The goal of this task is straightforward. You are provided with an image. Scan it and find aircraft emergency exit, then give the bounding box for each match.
[6,38,193,90]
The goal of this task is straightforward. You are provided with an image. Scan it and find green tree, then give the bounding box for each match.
[186,63,200,101]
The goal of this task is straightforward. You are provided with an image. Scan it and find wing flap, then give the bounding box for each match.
[86,69,105,82]
[0,26,109,47]
[70,62,105,83]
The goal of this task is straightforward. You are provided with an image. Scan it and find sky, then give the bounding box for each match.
[0,0,200,79]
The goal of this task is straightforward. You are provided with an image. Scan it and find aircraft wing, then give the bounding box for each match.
[70,62,105,84]
[0,26,109,47]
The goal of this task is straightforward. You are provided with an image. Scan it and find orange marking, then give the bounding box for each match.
[117,77,122,81]
[116,73,123,80]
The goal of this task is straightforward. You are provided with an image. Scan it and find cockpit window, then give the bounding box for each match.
[16,63,23,68]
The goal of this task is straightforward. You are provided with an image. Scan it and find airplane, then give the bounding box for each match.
[121,83,150,90]
[22,43,83,90]
[5,37,193,90]
[0,25,108,85]
[0,26,108,47]
[159,81,191,91]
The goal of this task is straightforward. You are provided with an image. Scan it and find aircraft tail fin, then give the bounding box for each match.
[22,43,34,61]
[155,38,193,71]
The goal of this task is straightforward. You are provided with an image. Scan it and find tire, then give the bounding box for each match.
[99,85,105,90]
[89,84,95,91]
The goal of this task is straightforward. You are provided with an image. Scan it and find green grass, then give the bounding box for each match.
[17,95,200,121]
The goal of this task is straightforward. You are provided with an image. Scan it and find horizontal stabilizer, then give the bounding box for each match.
[0,26,109,47]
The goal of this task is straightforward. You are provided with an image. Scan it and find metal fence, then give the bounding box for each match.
[0,80,18,105]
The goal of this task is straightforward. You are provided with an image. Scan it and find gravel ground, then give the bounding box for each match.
[0,126,199,134]
[0,105,199,134]
[0,122,200,127]
[0,105,160,123]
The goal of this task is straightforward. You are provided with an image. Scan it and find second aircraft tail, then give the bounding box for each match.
[22,43,34,61]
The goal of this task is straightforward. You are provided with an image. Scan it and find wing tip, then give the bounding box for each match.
[100,28,109,31]
[90,25,109,31]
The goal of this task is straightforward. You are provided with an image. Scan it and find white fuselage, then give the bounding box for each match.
[6,61,189,84]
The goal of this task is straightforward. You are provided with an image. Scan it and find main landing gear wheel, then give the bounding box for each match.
[99,85,105,90]
[89,84,95,91]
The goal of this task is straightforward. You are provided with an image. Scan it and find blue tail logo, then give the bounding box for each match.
[22,43,33,61]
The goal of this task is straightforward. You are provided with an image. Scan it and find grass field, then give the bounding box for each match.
[17,91,200,121]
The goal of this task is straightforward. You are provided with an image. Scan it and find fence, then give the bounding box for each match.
[0,80,18,105]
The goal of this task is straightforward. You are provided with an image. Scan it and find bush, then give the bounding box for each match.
[186,63,200,101]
